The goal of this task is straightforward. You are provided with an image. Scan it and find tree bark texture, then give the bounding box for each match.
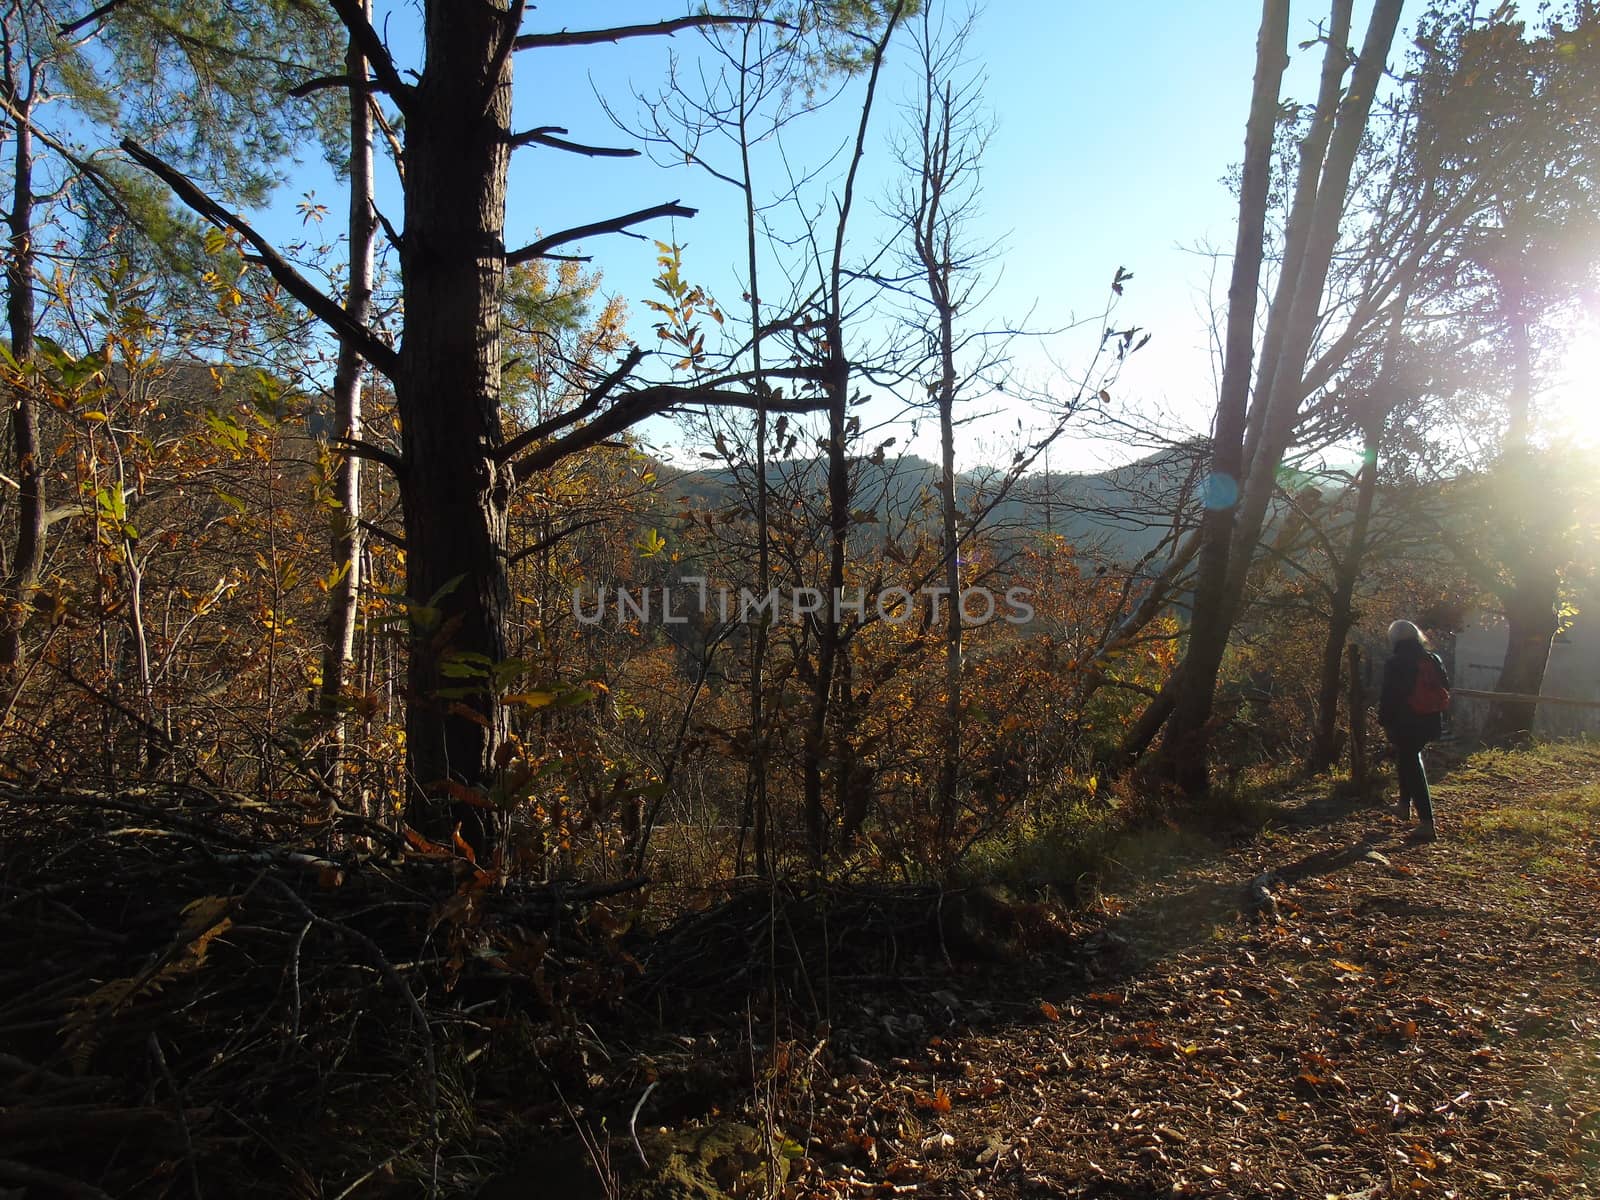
[398,0,518,844]
[1,89,39,679]
[320,9,377,790]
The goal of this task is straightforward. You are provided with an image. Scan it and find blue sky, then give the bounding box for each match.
[259,3,1394,473]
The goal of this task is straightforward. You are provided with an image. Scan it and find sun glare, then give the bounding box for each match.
[1545,336,1600,446]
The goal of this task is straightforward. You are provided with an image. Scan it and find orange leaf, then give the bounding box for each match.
[446,701,491,728]
[452,824,478,863]
[1409,1143,1440,1171]
[439,779,493,808]
[1039,1001,1061,1022]
[404,827,451,857]
[914,1088,952,1114]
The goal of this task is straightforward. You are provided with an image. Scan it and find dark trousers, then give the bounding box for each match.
[1395,745,1433,822]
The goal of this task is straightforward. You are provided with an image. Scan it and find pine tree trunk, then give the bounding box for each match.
[398,0,517,847]
[1,92,39,680]
[320,13,376,791]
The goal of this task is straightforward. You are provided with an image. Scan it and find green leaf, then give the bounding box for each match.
[439,651,492,678]
[426,575,466,607]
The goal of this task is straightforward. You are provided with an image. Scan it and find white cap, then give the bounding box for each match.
[1387,619,1422,648]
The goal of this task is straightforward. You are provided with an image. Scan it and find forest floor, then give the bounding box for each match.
[4,741,1599,1199]
[747,741,1600,1200]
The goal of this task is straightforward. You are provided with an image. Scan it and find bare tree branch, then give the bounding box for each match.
[505,201,695,265]
[324,0,414,111]
[335,436,405,478]
[359,519,405,549]
[494,346,644,464]
[511,384,826,483]
[480,0,526,113]
[509,125,640,158]
[514,15,766,51]
[289,73,366,99]
[58,0,132,39]
[120,139,399,379]
[506,517,609,566]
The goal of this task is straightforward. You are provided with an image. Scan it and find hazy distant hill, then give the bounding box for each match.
[663,441,1205,564]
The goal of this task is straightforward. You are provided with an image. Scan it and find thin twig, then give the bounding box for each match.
[629,1080,658,1168]
[147,1033,203,1200]
[262,878,440,1194]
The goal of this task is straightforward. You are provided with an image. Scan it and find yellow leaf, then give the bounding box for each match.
[504,691,557,708]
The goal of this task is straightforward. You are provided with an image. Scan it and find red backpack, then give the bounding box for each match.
[1407,656,1451,716]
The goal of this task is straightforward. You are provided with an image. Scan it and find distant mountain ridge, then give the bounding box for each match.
[663,442,1205,564]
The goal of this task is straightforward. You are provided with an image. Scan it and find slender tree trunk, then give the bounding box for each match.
[0,90,39,680]
[398,0,517,847]
[736,28,771,877]
[1160,0,1402,793]
[1308,204,1428,772]
[1309,420,1380,772]
[936,299,961,847]
[1239,0,1354,474]
[800,9,900,870]
[320,11,377,791]
[905,48,965,841]
[1346,643,1367,788]
[804,348,849,870]
[1154,0,1291,789]
[121,538,157,768]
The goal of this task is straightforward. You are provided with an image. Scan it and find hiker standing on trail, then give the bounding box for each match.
[1378,619,1450,841]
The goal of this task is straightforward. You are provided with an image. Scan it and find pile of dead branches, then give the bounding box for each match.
[634,881,1085,1009]
[0,781,645,1198]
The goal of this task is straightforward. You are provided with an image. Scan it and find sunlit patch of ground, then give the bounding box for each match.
[776,741,1600,1198]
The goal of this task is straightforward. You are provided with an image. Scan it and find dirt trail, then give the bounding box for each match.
[786,745,1600,1198]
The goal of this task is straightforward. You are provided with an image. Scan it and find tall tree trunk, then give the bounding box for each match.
[0,90,39,680]
[1308,419,1380,772]
[800,9,899,870]
[320,11,377,791]
[1239,0,1354,474]
[736,29,771,877]
[1308,201,1428,773]
[1486,570,1557,741]
[936,296,960,849]
[803,347,849,870]
[1155,0,1292,790]
[1160,0,1402,793]
[1486,300,1554,742]
[398,0,517,847]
